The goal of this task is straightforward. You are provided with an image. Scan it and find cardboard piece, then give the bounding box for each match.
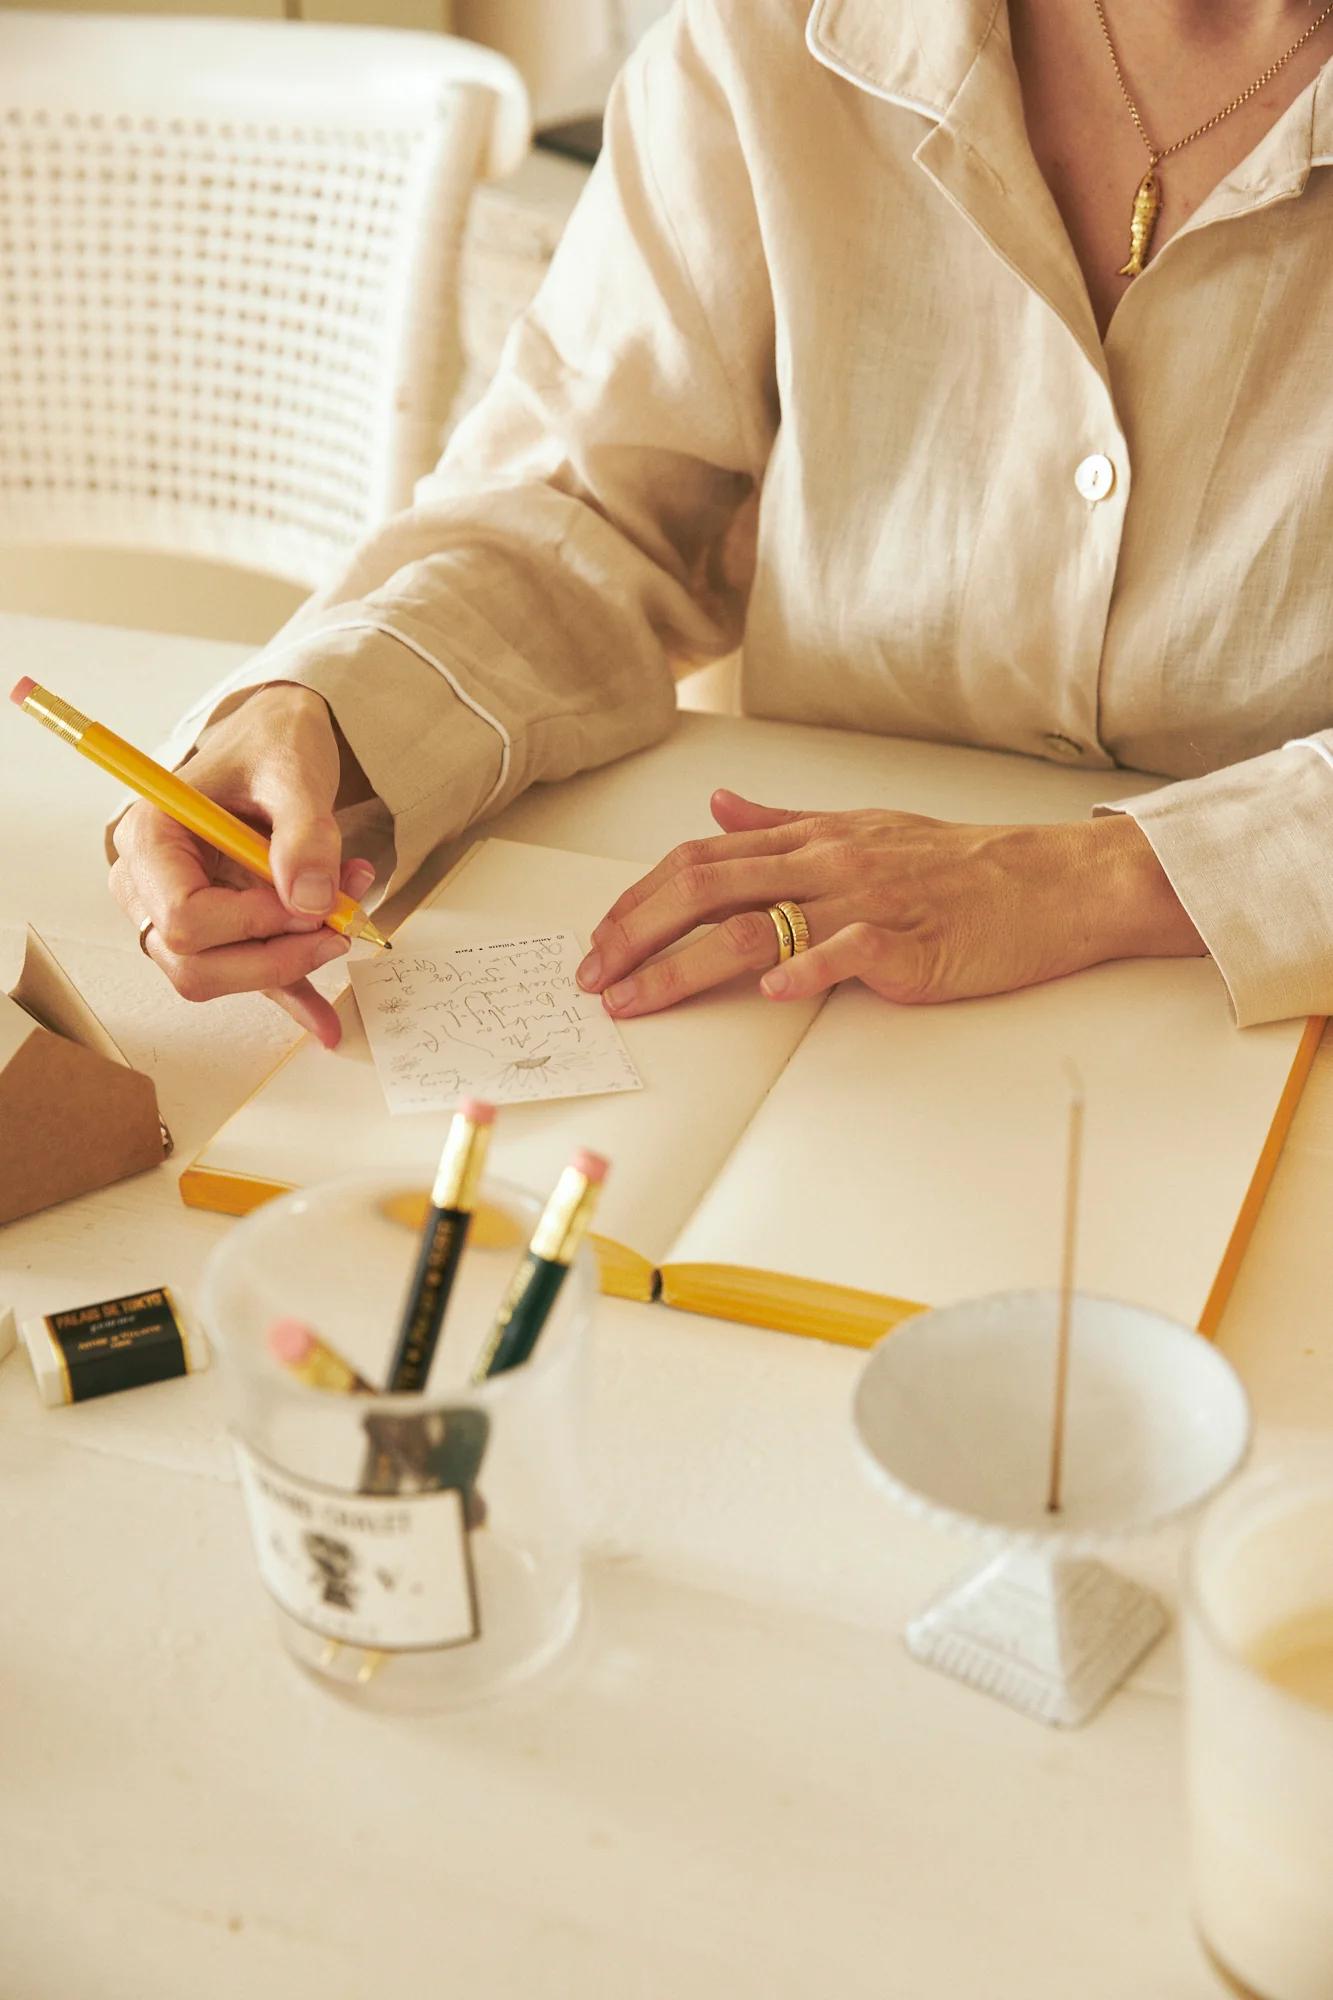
[0,929,170,1226]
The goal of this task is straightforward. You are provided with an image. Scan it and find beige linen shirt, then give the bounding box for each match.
[160,0,1333,1027]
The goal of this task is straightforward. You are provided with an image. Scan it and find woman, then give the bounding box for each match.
[110,0,1333,1047]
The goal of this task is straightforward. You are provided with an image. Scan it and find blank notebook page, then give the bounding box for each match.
[665,954,1309,1328]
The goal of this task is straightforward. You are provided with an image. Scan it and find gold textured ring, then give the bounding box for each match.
[137,916,156,959]
[774,900,811,955]
[767,903,795,962]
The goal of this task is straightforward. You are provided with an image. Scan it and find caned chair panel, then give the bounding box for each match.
[0,13,528,593]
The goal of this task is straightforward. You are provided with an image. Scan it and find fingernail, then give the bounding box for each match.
[577,950,602,990]
[315,935,350,966]
[345,860,376,896]
[293,871,334,914]
[762,969,791,998]
[603,978,636,1011]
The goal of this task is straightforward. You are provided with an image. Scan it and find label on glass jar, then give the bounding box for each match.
[234,1445,479,1650]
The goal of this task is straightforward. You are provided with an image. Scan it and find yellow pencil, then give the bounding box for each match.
[9,676,390,951]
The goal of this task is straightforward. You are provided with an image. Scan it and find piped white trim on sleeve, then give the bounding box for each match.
[155,614,513,816]
[1283,736,1333,775]
[337,619,512,815]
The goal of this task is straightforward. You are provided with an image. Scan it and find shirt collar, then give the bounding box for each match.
[1317,62,1333,166]
[806,0,1333,191]
[804,0,1004,120]
[1166,53,1333,242]
[807,1,1109,374]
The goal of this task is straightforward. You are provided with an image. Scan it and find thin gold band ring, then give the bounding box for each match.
[774,900,811,955]
[766,901,810,964]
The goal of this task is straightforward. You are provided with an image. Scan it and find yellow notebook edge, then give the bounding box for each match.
[659,1010,1327,1352]
[658,1262,924,1351]
[178,1145,914,1341]
[1196,1011,1325,1339]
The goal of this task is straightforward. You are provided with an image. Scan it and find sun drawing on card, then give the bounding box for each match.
[493,1047,591,1097]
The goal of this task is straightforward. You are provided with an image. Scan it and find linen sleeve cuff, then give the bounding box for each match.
[104,619,507,901]
[1096,739,1333,1028]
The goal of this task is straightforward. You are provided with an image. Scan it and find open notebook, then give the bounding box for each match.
[180,834,1321,1348]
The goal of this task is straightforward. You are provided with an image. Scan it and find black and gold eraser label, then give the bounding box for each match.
[42,1288,188,1405]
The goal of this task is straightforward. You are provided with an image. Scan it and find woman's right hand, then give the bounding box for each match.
[108,683,375,1048]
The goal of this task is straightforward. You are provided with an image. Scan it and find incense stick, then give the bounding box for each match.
[1046,1066,1086,1514]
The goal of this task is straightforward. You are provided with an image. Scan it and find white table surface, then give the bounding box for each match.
[3,612,1329,2000]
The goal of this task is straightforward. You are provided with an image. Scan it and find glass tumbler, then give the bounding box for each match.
[1184,1457,1333,1999]
[201,1171,590,1710]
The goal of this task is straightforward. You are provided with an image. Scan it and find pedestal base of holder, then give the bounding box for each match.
[906,1547,1166,1727]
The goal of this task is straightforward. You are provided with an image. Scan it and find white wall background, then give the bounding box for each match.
[0,0,674,107]
[455,0,671,121]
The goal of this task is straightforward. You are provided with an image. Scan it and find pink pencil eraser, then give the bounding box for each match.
[9,677,36,707]
[459,1098,496,1127]
[571,1149,609,1185]
[267,1318,317,1366]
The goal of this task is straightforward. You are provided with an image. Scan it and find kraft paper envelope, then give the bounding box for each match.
[0,928,170,1226]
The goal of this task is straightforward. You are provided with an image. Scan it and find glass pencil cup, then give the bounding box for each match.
[200,1171,590,1711]
[1183,1457,1333,2000]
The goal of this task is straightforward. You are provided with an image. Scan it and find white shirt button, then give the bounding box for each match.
[1074,453,1116,503]
[1044,733,1084,760]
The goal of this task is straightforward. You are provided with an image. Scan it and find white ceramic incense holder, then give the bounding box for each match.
[852,1290,1251,1727]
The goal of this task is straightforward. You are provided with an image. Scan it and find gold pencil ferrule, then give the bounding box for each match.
[290,1344,368,1394]
[20,683,90,747]
[530,1166,601,1265]
[430,1111,493,1213]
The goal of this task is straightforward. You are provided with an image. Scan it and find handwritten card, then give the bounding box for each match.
[349,930,643,1116]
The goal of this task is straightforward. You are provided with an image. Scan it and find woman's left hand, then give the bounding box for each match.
[576,788,1205,1016]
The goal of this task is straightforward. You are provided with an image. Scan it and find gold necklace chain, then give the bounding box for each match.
[1092,0,1333,276]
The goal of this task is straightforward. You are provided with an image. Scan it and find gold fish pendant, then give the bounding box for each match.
[1117,166,1162,279]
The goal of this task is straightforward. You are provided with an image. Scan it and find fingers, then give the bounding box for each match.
[710,789,808,833]
[341,856,377,905]
[245,704,343,919]
[266,797,342,920]
[594,825,807,938]
[579,856,815,993]
[601,911,928,1018]
[141,928,348,1008]
[258,861,371,1047]
[262,978,346,1050]
[761,922,923,1004]
[112,815,323,955]
[113,813,377,956]
[109,686,372,1047]
[140,924,350,1005]
[131,853,373,1051]
[602,908,789,1018]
